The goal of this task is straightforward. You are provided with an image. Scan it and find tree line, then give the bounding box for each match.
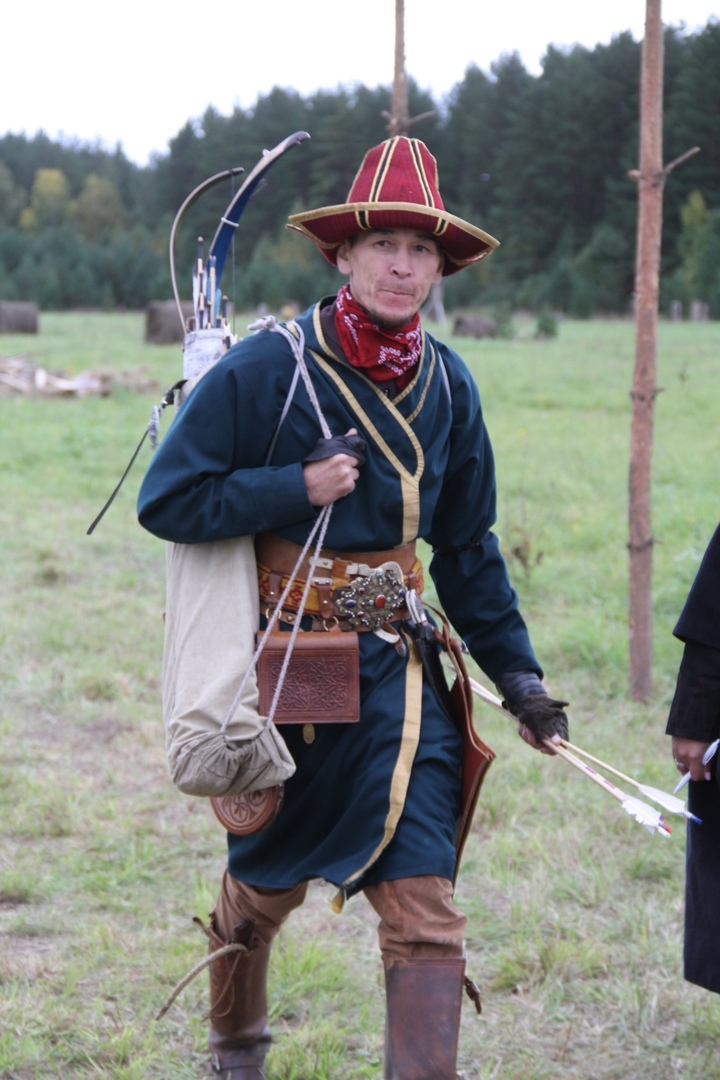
[1,19,719,317]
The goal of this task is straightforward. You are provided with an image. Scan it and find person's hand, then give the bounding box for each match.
[515,694,569,756]
[302,429,364,506]
[672,736,714,782]
[497,671,569,756]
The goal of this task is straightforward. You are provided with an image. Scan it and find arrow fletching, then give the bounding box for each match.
[637,784,701,822]
[621,795,672,836]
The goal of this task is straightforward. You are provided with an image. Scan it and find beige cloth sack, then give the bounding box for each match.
[162,535,296,797]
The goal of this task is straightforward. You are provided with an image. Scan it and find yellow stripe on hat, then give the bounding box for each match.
[409,139,434,207]
[369,137,399,202]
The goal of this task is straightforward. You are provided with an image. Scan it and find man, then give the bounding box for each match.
[138,136,569,1079]
[667,522,720,995]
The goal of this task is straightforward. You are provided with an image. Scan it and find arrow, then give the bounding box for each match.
[558,739,701,822]
[547,740,671,836]
[467,676,673,836]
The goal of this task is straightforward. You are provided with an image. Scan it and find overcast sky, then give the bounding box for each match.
[3,1,718,166]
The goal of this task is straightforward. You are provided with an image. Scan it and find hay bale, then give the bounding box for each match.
[451,314,497,339]
[690,299,709,323]
[0,301,39,334]
[145,300,193,344]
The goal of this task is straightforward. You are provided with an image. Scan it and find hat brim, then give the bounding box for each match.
[287,202,499,277]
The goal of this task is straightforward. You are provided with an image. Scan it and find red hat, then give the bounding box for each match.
[288,136,499,276]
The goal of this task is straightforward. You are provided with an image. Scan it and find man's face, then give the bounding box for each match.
[336,228,444,329]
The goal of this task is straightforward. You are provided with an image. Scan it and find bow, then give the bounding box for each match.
[169,129,310,343]
[87,131,310,534]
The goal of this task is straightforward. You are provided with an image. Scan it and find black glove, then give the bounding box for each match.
[303,433,366,466]
[497,670,569,741]
[516,694,569,742]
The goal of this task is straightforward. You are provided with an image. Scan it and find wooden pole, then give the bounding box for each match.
[388,0,409,136]
[383,0,435,137]
[628,0,664,701]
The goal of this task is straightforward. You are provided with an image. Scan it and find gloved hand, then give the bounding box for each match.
[516,693,569,742]
[497,670,569,743]
[302,430,366,507]
[303,432,366,466]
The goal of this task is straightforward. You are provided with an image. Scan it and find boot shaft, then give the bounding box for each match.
[384,956,465,1080]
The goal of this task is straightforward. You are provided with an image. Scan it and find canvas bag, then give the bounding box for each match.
[161,326,295,798]
[163,534,296,797]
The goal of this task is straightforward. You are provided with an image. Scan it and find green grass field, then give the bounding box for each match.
[2,310,720,1078]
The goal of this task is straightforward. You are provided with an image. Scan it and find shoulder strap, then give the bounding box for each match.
[252,315,332,464]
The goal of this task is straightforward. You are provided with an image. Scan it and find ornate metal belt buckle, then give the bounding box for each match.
[332,561,406,630]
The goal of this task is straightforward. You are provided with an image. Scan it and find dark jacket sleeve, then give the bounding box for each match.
[137,345,314,543]
[667,524,720,740]
[673,524,720,651]
[666,641,720,742]
[426,347,542,685]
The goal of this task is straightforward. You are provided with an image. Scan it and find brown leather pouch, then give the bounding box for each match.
[256,629,360,724]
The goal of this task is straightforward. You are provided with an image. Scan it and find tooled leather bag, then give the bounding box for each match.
[256,626,360,724]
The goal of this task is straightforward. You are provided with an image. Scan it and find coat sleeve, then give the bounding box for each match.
[666,524,720,740]
[666,640,720,742]
[137,344,315,544]
[673,523,720,650]
[426,349,542,685]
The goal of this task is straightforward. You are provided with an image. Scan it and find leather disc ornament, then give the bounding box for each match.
[210,784,284,835]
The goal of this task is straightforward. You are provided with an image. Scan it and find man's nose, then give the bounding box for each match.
[390,251,412,275]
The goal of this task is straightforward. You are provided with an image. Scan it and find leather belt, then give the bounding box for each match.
[255,534,423,630]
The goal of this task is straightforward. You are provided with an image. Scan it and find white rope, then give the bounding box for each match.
[264,503,333,722]
[220,317,334,734]
[219,502,332,732]
[249,317,332,439]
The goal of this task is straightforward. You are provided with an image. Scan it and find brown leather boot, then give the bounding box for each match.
[383,956,465,1080]
[201,916,272,1079]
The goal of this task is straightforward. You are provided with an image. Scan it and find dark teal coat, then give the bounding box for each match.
[138,299,541,896]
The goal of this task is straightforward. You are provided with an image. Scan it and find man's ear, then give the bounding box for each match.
[336,242,352,274]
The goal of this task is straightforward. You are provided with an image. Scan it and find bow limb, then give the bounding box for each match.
[169,166,246,331]
[208,130,311,283]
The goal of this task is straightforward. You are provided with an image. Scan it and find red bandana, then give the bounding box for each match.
[333,285,422,388]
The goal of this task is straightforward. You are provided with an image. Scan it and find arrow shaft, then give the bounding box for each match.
[543,739,627,803]
[469,678,515,718]
[560,740,640,790]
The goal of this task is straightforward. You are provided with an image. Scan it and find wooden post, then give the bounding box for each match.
[628,0,664,701]
[388,0,409,136]
[383,0,435,137]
